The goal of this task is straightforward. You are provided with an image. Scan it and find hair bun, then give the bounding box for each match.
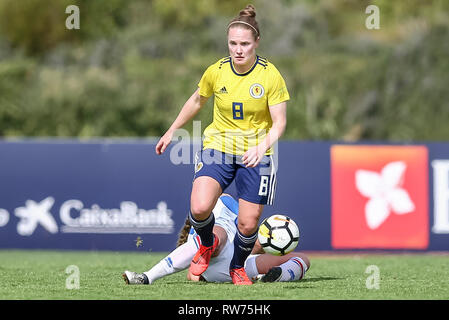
[239,4,256,18]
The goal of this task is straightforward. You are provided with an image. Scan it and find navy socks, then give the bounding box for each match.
[230,229,258,269]
[188,211,215,247]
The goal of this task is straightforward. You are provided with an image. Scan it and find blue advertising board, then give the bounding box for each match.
[0,139,448,251]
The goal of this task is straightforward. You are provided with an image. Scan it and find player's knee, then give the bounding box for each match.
[302,255,311,270]
[237,222,258,236]
[190,199,214,220]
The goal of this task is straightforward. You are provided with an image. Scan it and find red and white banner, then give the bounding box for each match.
[331,145,429,249]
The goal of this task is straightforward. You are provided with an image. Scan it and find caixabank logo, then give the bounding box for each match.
[331,145,429,249]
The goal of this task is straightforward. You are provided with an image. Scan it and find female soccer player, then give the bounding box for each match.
[123,194,310,285]
[155,5,289,285]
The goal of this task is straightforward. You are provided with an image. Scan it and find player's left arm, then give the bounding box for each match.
[264,101,287,151]
[242,101,287,167]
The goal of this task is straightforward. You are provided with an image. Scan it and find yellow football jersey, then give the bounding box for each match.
[198,56,290,156]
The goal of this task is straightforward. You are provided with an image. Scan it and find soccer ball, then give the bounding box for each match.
[258,214,300,256]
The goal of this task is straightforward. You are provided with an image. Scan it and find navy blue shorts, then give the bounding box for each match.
[193,149,277,205]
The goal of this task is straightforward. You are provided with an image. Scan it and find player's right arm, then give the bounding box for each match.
[155,88,209,155]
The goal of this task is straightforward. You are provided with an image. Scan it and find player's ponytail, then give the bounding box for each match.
[176,217,192,247]
[227,4,260,39]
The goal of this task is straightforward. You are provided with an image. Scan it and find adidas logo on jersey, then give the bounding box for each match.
[219,86,228,94]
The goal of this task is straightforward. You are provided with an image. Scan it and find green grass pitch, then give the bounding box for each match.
[0,250,448,300]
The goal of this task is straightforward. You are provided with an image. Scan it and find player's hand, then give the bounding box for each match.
[242,146,266,168]
[155,130,174,155]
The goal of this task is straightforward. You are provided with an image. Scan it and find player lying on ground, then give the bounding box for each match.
[123,194,310,284]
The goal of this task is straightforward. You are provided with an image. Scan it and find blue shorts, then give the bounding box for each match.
[193,149,277,205]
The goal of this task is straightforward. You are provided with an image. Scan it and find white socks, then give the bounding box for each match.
[143,237,199,284]
[278,257,308,282]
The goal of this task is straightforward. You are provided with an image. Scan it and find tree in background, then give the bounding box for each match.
[0,0,447,141]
